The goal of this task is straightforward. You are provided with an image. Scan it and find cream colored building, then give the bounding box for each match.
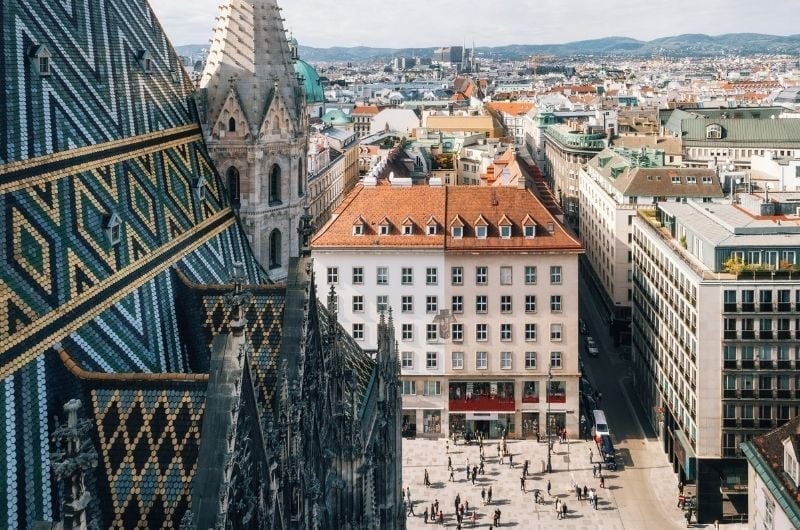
[311,179,583,439]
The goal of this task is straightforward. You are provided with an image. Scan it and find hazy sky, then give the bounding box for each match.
[149,0,798,48]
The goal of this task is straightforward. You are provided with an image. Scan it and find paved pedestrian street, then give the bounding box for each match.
[403,437,627,528]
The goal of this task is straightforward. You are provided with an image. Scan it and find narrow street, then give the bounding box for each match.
[578,261,684,529]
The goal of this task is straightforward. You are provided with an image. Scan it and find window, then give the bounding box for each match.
[402,224,413,235]
[501,351,512,369]
[426,352,438,369]
[327,267,339,284]
[379,224,390,235]
[38,55,51,76]
[426,267,438,285]
[476,351,488,369]
[376,267,388,285]
[377,295,388,312]
[525,295,536,313]
[452,323,463,342]
[401,351,414,369]
[452,226,463,239]
[500,266,512,285]
[269,164,282,204]
[452,295,463,313]
[352,323,364,340]
[401,267,413,285]
[525,266,537,284]
[401,296,413,313]
[424,380,441,395]
[352,296,364,312]
[476,266,488,285]
[451,266,463,285]
[401,324,413,341]
[427,224,438,235]
[475,295,488,313]
[353,224,364,236]
[525,323,537,341]
[550,323,562,341]
[524,225,535,238]
[352,267,364,284]
[476,225,487,239]
[402,380,416,395]
[475,323,488,341]
[452,351,464,369]
[426,296,438,313]
[500,323,512,341]
[500,295,512,313]
[550,266,562,284]
[426,324,438,342]
[550,351,563,368]
[550,295,562,312]
[525,351,537,369]
[500,225,512,239]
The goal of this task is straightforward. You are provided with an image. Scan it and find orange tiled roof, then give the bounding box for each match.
[486,102,535,116]
[352,105,381,116]
[311,183,582,253]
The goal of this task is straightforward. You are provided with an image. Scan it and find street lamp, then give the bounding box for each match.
[546,366,552,473]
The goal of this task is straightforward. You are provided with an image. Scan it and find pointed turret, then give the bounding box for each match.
[200,0,301,137]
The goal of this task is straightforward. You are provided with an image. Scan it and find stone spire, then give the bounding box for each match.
[200,0,300,136]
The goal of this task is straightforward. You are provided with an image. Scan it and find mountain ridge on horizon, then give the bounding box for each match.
[176,32,800,63]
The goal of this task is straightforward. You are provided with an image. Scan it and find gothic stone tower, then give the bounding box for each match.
[198,0,308,282]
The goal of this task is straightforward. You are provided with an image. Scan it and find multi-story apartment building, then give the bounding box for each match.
[352,105,380,138]
[311,179,583,440]
[486,102,535,145]
[579,148,722,323]
[307,127,359,227]
[631,195,800,524]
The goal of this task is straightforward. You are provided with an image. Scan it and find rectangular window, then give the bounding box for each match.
[424,380,441,395]
[426,324,438,342]
[550,323,563,341]
[550,351,563,368]
[352,323,364,340]
[500,225,512,239]
[550,265,562,284]
[452,226,463,239]
[501,351,512,369]
[476,266,488,285]
[451,266,463,285]
[376,266,388,285]
[452,351,464,369]
[401,323,413,341]
[525,295,536,313]
[500,295,512,313]
[476,323,488,341]
[426,267,438,285]
[476,225,487,239]
[500,323,512,341]
[401,351,414,369]
[352,267,363,284]
[352,295,364,312]
[401,296,413,313]
[402,380,416,395]
[475,295,488,313]
[401,267,413,285]
[525,323,537,341]
[500,266,512,285]
[550,295,562,312]
[525,351,537,369]
[327,266,339,284]
[525,265,537,284]
[476,351,488,369]
[377,295,388,313]
[426,352,438,369]
[452,295,463,313]
[451,323,463,342]
[426,296,438,313]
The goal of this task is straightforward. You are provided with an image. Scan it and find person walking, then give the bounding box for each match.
[547,480,552,496]
[434,499,439,515]
[576,484,581,500]
[446,440,450,454]
[600,476,606,489]
[593,493,599,510]
[437,510,444,525]
[471,470,476,486]
[424,507,429,524]
[424,468,431,487]
[487,486,493,505]
[589,447,593,463]
[465,463,470,481]
[448,456,453,471]
[479,461,485,475]
[555,498,561,518]
[508,453,513,467]
[449,469,454,482]
[593,465,597,478]
[481,487,486,504]
[583,485,588,500]
[408,500,415,516]
[561,502,567,519]
[520,475,526,492]
[470,510,477,526]
[406,487,411,504]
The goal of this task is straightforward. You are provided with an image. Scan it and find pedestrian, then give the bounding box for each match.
[448,456,453,471]
[481,487,486,504]
[547,480,552,496]
[438,510,444,525]
[600,476,605,488]
[520,475,526,492]
[496,508,502,526]
[593,494,598,510]
[471,510,477,526]
[508,453,513,467]
[479,461,485,474]
[488,486,493,504]
[523,460,528,477]
[449,470,454,482]
[576,484,581,500]
[424,507,429,524]
[446,440,450,454]
[685,509,692,527]
[408,500,415,516]
[593,465,597,478]
[589,448,593,463]
[561,502,567,519]
[465,463,470,480]
[425,468,431,487]
[434,499,439,514]
[471,472,476,486]
[431,503,435,519]
[583,485,588,499]
[555,498,560,518]
[465,500,469,512]
[406,487,411,504]
[678,494,685,508]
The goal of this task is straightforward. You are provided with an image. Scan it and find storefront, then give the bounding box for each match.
[423,410,442,435]
[402,410,417,437]
[521,412,540,439]
[447,412,515,439]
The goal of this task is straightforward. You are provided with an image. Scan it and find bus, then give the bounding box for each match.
[592,410,610,440]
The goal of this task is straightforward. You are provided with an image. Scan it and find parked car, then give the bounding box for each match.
[579,318,588,334]
[587,336,596,347]
[587,345,600,357]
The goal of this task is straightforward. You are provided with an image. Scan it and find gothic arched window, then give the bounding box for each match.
[269,164,282,204]
[269,229,282,269]
[226,166,240,208]
[228,117,236,133]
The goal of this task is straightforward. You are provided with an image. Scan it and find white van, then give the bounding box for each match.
[592,410,610,439]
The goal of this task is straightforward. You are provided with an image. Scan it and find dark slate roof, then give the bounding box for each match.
[681,118,800,147]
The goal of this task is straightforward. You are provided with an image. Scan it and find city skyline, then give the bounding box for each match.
[149,0,799,49]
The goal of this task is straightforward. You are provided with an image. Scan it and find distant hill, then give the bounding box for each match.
[176,33,800,63]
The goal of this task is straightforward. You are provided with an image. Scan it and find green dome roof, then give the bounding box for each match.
[293,59,325,104]
[321,108,352,125]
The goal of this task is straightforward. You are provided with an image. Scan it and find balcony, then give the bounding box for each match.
[741,360,755,369]
[760,303,774,312]
[723,303,738,313]
[724,389,737,398]
[778,389,791,399]
[777,303,791,312]
[742,331,756,340]
[777,360,792,370]
[741,303,755,312]
[724,360,737,369]
[449,395,515,412]
[777,331,791,340]
[723,418,736,428]
[759,389,773,399]
[724,331,737,340]
[759,360,773,369]
[741,389,754,398]
[741,419,755,428]
[759,419,774,429]
[759,331,773,340]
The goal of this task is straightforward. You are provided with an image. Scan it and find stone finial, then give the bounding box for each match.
[224,261,252,336]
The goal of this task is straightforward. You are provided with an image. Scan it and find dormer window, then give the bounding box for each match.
[379,225,390,235]
[706,124,723,140]
[500,225,511,239]
[476,226,487,239]
[402,224,413,235]
[672,177,681,184]
[522,214,536,239]
[452,226,463,239]
[427,225,438,236]
[192,176,206,202]
[104,212,122,247]
[547,222,555,234]
[378,216,391,235]
[352,217,366,236]
[30,45,52,76]
[136,50,154,74]
[686,176,696,184]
